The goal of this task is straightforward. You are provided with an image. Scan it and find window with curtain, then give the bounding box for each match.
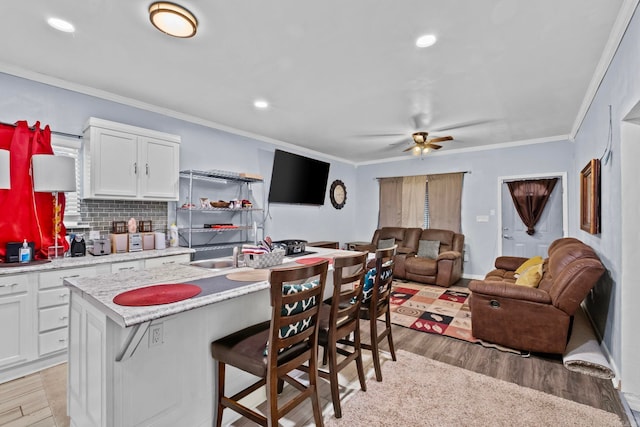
[51,135,81,226]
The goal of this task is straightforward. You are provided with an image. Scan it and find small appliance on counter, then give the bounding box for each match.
[70,234,86,257]
[110,233,128,253]
[5,241,35,263]
[128,233,143,252]
[142,233,155,250]
[89,238,111,256]
[272,239,307,255]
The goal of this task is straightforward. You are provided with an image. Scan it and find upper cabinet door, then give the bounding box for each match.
[138,136,179,200]
[82,118,181,201]
[92,127,138,198]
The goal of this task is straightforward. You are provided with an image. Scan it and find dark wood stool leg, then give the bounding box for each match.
[386,310,397,361]
[215,361,226,427]
[370,316,382,381]
[354,327,367,391]
[327,339,342,418]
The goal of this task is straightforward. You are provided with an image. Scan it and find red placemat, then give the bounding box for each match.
[295,257,333,265]
[113,284,202,306]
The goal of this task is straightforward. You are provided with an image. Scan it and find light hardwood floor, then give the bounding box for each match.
[0,287,634,426]
[0,363,68,427]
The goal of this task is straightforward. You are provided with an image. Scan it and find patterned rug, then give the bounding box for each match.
[389,281,527,355]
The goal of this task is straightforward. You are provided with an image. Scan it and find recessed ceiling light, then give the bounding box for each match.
[416,34,437,48]
[149,2,198,38]
[253,100,269,109]
[47,17,75,33]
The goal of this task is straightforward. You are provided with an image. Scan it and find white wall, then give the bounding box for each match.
[573,5,640,407]
[354,139,574,277]
[0,72,357,247]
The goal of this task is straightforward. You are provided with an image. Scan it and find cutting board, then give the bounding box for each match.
[226,270,270,282]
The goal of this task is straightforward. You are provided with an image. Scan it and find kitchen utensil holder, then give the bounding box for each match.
[112,221,127,234]
[139,220,153,232]
[244,249,285,269]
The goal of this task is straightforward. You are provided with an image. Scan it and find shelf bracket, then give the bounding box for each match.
[115,321,150,362]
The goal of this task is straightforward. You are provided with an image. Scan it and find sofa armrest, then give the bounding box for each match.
[468,280,552,304]
[494,256,528,271]
[436,250,461,261]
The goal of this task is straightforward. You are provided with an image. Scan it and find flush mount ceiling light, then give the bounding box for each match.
[416,34,437,48]
[253,99,270,109]
[47,17,75,33]
[149,2,197,38]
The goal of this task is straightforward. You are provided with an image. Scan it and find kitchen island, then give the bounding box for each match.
[64,247,345,427]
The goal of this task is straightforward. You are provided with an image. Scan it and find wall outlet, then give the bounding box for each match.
[149,323,163,347]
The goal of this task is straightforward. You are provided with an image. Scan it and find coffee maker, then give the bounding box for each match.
[70,234,86,257]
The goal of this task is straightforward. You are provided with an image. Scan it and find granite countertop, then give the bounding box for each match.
[0,247,194,276]
[64,247,352,328]
[64,263,269,328]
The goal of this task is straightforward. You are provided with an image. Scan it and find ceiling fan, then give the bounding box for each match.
[402,131,453,155]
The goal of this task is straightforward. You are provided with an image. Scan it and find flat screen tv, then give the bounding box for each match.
[268,149,330,205]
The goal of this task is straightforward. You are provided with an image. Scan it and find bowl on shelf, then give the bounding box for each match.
[210,200,231,208]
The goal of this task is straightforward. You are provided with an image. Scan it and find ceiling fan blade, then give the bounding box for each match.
[427,136,453,143]
[432,119,494,132]
[356,132,406,138]
[426,143,442,150]
[402,145,418,152]
[389,137,412,147]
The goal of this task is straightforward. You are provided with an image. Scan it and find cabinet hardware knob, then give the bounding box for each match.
[59,294,68,298]
[134,162,138,174]
[59,316,68,320]
[146,163,149,175]
[64,274,80,279]
[58,338,66,342]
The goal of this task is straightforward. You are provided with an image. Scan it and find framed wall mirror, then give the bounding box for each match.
[580,158,600,234]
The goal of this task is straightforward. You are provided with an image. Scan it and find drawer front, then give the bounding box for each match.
[39,328,68,356]
[0,274,29,296]
[144,254,190,269]
[39,266,99,290]
[39,305,70,332]
[39,287,70,308]
[111,261,142,273]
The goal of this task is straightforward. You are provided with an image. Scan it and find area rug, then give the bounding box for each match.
[563,305,615,379]
[324,350,624,427]
[389,282,527,355]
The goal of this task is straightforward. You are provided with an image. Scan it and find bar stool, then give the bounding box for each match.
[316,251,369,418]
[359,245,397,382]
[210,260,329,427]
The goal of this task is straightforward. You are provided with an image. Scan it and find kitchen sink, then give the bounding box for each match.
[189,258,235,271]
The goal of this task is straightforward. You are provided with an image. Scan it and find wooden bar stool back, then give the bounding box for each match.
[317,251,369,418]
[210,260,329,427]
[359,245,397,382]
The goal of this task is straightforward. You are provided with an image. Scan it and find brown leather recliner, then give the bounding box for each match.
[402,229,465,287]
[354,227,421,274]
[468,237,605,354]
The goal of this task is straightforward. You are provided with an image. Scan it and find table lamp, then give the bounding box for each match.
[31,154,76,259]
[0,149,10,189]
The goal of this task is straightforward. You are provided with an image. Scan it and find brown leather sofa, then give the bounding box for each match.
[468,237,605,354]
[355,227,464,287]
[402,229,464,287]
[354,227,422,271]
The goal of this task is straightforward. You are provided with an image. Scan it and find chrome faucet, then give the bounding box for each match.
[232,246,239,268]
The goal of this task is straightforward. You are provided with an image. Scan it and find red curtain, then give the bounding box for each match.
[0,121,69,261]
[506,178,558,236]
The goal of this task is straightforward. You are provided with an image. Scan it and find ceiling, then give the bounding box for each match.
[0,1,631,164]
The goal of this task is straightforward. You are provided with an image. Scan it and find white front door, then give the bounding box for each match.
[501,176,564,258]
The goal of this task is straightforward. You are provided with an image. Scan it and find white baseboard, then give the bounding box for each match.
[462,273,484,280]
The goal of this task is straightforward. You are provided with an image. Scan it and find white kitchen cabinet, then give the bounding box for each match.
[82,118,180,201]
[144,254,190,269]
[0,274,34,369]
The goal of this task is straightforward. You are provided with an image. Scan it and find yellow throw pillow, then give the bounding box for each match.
[515,263,543,287]
[514,256,544,275]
